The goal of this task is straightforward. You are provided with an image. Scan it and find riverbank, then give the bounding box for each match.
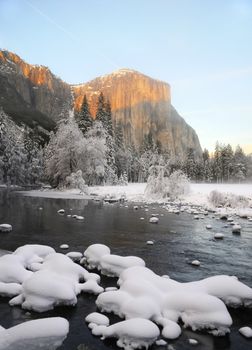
[18,183,252,213]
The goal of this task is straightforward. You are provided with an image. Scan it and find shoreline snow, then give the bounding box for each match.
[17,183,252,214]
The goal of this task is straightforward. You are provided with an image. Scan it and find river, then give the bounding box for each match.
[0,189,251,350]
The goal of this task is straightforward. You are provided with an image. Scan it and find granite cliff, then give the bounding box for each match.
[72,69,202,157]
[0,50,202,156]
[0,50,71,133]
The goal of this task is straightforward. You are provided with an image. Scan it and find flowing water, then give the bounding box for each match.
[0,189,251,350]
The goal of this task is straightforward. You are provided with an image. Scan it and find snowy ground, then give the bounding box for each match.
[20,183,252,208]
[184,183,252,207]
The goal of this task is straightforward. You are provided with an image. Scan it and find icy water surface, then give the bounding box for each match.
[0,189,252,350]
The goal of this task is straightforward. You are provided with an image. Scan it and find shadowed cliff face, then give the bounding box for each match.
[0,50,71,131]
[72,69,202,157]
[0,50,202,157]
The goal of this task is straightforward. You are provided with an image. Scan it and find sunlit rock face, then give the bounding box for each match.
[0,50,202,157]
[0,50,71,130]
[72,69,202,157]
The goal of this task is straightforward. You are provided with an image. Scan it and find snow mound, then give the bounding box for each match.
[149,217,159,223]
[91,318,160,350]
[96,265,252,339]
[0,245,55,297]
[84,244,145,277]
[0,317,69,350]
[0,224,12,233]
[85,312,110,326]
[66,251,83,262]
[60,244,69,249]
[232,224,241,233]
[9,252,103,312]
[214,233,224,239]
[14,244,55,267]
[239,326,252,338]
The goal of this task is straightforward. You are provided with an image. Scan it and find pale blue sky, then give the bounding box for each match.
[0,0,251,153]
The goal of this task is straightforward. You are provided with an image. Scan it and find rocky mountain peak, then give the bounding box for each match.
[0,50,202,158]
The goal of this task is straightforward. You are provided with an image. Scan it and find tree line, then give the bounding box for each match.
[0,97,252,187]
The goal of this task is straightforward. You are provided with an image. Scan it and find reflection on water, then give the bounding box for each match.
[0,189,252,350]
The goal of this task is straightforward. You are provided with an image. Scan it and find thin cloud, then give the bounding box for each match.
[24,0,120,70]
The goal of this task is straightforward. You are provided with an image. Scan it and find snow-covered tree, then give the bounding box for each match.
[76,95,93,135]
[44,118,83,187]
[118,171,128,186]
[0,110,28,185]
[168,170,190,199]
[79,121,108,185]
[233,145,247,182]
[213,142,222,183]
[65,170,88,193]
[145,167,189,200]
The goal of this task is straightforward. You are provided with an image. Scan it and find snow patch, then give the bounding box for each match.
[0,317,69,350]
[84,244,145,277]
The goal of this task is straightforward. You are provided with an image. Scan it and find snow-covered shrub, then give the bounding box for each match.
[118,172,128,186]
[209,190,249,208]
[145,168,189,200]
[208,191,226,207]
[145,166,169,199]
[65,170,88,194]
[168,170,190,199]
[105,166,118,185]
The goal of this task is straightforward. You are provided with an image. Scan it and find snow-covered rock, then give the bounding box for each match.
[57,209,65,214]
[60,244,69,249]
[75,215,84,220]
[0,224,12,233]
[84,244,145,277]
[9,252,103,312]
[91,318,160,350]
[191,260,201,266]
[99,255,145,277]
[188,338,198,345]
[85,312,110,326]
[214,233,224,239]
[206,224,212,229]
[232,224,241,233]
[149,217,159,224]
[0,254,33,285]
[227,217,234,222]
[0,317,69,350]
[84,244,111,270]
[146,241,154,245]
[66,251,83,261]
[14,245,55,267]
[239,326,252,338]
[155,339,167,346]
[96,265,252,340]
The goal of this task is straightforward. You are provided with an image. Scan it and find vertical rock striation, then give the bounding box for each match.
[72,69,202,157]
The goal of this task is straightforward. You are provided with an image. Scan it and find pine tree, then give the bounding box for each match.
[77,95,93,135]
[96,92,107,125]
[220,144,234,182]
[105,99,113,137]
[202,148,212,182]
[233,145,247,182]
[184,148,196,180]
[213,142,222,182]
[142,132,154,153]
